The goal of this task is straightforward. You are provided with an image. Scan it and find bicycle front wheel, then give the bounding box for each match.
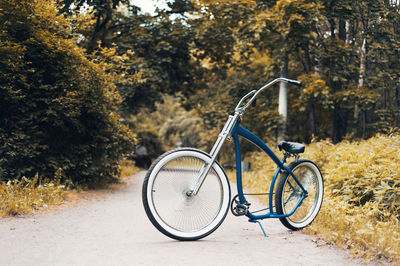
[142,148,231,241]
[275,159,324,231]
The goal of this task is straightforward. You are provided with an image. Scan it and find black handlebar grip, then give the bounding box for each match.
[288,80,302,87]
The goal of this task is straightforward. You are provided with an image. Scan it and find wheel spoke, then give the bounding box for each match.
[283,190,297,207]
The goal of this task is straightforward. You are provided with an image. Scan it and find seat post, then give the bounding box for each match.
[282,153,289,164]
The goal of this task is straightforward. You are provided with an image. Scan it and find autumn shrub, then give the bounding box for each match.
[241,133,400,262]
[0,0,134,185]
[303,134,400,216]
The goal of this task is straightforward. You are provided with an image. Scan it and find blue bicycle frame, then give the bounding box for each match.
[189,78,308,225]
[231,120,308,222]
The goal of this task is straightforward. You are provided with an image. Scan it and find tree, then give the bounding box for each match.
[60,0,132,52]
[248,0,324,141]
[0,0,134,184]
[188,0,283,152]
[115,11,201,113]
[190,0,400,144]
[53,0,400,155]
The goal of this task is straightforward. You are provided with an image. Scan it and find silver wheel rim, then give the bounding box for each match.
[147,150,230,238]
[282,162,323,228]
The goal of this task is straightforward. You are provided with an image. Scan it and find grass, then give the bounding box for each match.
[0,160,140,218]
[0,174,67,217]
[120,160,141,178]
[240,133,400,263]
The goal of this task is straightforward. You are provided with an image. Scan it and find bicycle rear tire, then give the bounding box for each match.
[275,159,324,231]
[142,148,231,241]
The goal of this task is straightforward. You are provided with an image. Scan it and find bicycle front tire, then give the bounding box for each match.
[142,148,231,241]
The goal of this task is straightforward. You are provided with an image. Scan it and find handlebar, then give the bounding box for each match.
[287,79,302,87]
[234,78,301,114]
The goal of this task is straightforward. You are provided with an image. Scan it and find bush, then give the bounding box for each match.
[240,133,400,262]
[0,0,134,185]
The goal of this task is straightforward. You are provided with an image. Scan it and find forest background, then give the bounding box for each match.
[1,0,400,181]
[0,0,400,262]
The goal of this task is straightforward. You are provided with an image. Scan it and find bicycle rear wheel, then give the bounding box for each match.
[142,148,231,241]
[275,159,324,230]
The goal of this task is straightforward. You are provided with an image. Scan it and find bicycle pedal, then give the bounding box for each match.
[231,194,251,216]
[233,204,248,216]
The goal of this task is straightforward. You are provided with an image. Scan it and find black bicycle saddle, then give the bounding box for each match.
[278,141,305,154]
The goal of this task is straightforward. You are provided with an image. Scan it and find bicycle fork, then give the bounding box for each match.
[188,114,239,196]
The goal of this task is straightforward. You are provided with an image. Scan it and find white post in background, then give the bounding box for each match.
[278,81,288,142]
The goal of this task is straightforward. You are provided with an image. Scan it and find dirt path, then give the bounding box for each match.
[0,172,371,266]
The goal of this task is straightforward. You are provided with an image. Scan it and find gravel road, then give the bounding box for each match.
[0,171,371,266]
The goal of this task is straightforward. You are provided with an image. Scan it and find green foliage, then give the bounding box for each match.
[63,1,202,114]
[0,0,134,185]
[128,95,205,158]
[116,12,201,113]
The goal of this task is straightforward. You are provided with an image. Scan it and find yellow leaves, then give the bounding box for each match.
[299,73,328,96]
[304,195,400,261]
[296,74,331,108]
[91,44,140,91]
[268,0,321,23]
[2,0,89,63]
[287,13,305,25]
[249,49,274,72]
[0,174,67,217]
[240,133,400,262]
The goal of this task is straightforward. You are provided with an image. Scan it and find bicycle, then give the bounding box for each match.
[142,78,324,241]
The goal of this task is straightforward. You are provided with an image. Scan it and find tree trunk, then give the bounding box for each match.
[358,38,367,88]
[328,18,335,38]
[339,16,346,41]
[330,109,339,143]
[303,44,316,137]
[341,111,349,138]
[353,37,367,137]
[87,14,102,53]
[308,99,316,137]
[278,49,289,143]
[328,18,340,143]
[362,110,367,138]
[384,87,387,109]
[303,44,311,74]
[87,0,113,53]
[345,21,351,44]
